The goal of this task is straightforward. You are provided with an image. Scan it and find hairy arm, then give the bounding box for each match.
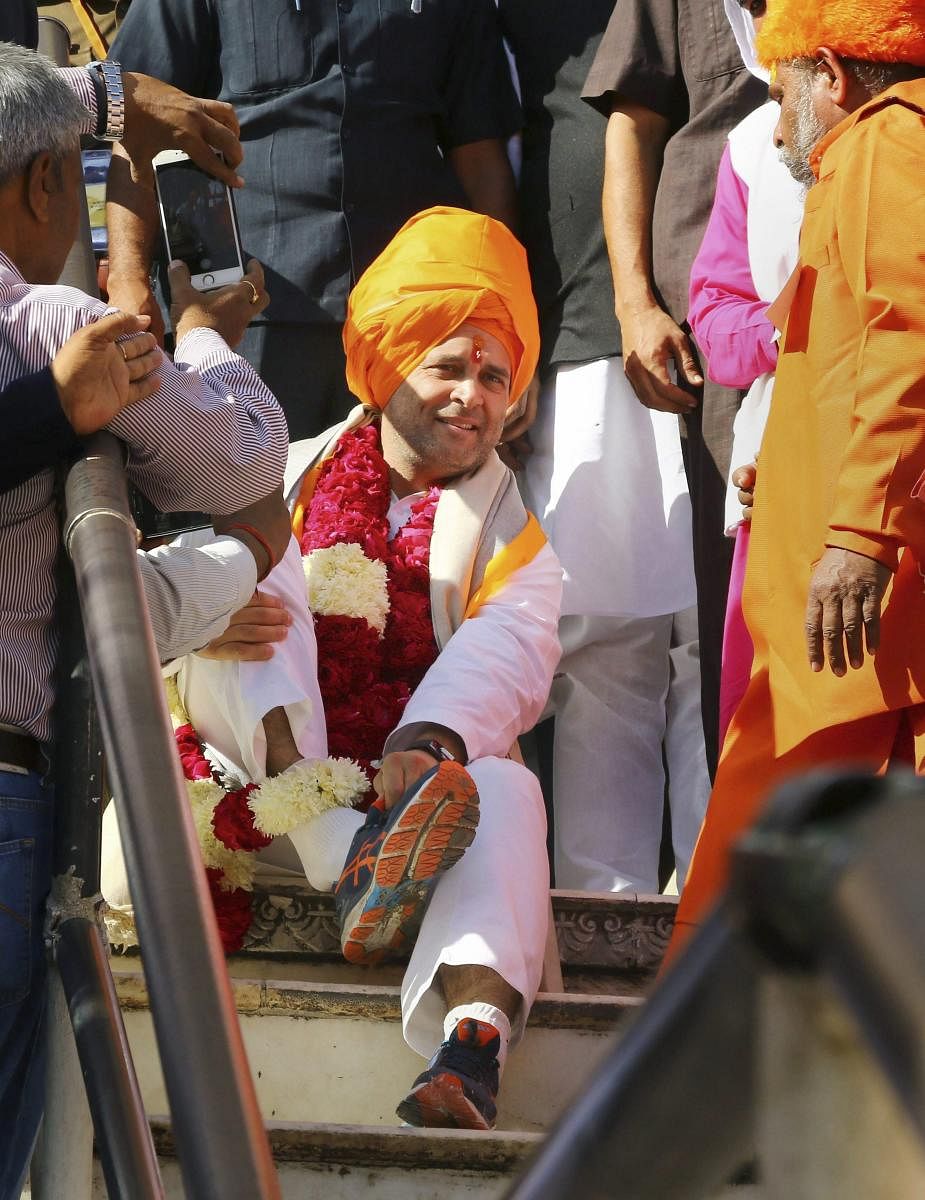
[603,103,702,412]
[105,145,166,343]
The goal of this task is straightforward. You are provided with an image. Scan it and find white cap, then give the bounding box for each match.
[723,0,769,82]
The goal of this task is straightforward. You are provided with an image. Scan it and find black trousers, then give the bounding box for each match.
[683,377,740,780]
[238,321,358,441]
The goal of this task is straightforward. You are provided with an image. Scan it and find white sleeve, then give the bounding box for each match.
[389,543,563,762]
[174,537,326,782]
[139,535,258,661]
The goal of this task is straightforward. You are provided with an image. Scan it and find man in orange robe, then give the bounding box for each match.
[671,0,925,955]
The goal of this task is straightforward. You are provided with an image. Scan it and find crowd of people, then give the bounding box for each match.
[2,0,924,1194]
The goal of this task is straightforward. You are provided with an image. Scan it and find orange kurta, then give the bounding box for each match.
[672,81,925,953]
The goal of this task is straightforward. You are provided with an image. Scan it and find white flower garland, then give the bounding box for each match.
[303,542,390,633]
[106,678,368,950]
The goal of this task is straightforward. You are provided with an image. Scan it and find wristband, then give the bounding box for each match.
[225,522,277,581]
[405,739,456,764]
[86,60,125,141]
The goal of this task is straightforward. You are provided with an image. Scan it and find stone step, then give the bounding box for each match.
[114,973,638,1132]
[112,889,676,996]
[82,1121,762,1200]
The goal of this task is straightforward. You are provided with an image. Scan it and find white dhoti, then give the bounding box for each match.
[102,754,549,1059]
[521,357,710,893]
[400,756,549,1055]
[101,537,552,1059]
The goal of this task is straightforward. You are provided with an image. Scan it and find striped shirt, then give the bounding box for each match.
[0,251,288,742]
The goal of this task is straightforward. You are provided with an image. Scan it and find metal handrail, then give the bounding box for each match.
[63,435,281,1199]
[506,770,925,1198]
[35,16,279,1195]
[43,551,163,1200]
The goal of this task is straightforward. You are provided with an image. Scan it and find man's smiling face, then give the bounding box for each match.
[381,323,513,492]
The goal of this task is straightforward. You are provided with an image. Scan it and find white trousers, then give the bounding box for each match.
[101,755,549,1059]
[521,358,708,893]
[550,609,711,894]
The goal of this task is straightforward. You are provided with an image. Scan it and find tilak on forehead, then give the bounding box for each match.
[342,206,540,411]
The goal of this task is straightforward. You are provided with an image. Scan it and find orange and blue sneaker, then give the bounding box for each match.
[396,1018,501,1130]
[334,760,479,965]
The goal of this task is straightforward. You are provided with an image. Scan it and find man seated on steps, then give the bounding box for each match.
[103,205,562,1131]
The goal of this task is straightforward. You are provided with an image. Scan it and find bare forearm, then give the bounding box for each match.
[263,706,303,776]
[448,139,518,231]
[105,144,161,286]
[602,105,670,320]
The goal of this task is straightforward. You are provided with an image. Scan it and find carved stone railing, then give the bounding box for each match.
[235,885,676,976]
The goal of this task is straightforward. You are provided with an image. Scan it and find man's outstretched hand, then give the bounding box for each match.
[620,304,703,415]
[51,312,160,434]
[373,750,443,810]
[170,259,269,349]
[804,546,892,676]
[197,590,292,662]
[732,460,757,523]
[121,72,243,189]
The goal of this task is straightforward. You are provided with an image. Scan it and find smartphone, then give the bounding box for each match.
[153,149,245,290]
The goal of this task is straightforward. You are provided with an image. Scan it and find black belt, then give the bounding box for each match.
[0,729,41,772]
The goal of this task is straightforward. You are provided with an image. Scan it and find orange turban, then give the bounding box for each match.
[343,206,539,410]
[757,0,925,67]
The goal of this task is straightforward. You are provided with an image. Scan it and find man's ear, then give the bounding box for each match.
[24,152,57,224]
[815,47,851,108]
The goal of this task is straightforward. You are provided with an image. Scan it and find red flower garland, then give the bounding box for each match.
[174,721,270,952]
[300,425,441,803]
[170,423,441,952]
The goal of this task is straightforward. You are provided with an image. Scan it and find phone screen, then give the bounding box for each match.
[156,160,240,277]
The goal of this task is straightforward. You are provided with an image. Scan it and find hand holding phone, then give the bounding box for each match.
[153,149,245,290]
[169,259,269,350]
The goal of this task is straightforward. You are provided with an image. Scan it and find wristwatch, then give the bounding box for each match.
[85,60,126,142]
[405,739,456,764]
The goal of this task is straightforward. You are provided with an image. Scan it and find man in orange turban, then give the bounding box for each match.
[668,1,925,960]
[103,207,562,1131]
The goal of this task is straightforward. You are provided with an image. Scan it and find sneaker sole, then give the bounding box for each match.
[396,1072,495,1131]
[340,761,479,965]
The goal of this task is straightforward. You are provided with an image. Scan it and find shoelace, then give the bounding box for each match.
[430,1035,500,1089]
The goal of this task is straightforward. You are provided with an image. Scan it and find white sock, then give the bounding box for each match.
[287,806,365,891]
[443,1003,512,1073]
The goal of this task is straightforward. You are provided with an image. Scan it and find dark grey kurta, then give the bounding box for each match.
[499,0,621,372]
[111,0,521,328]
[583,0,766,327]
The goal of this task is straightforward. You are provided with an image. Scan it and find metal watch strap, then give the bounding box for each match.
[405,739,455,763]
[88,59,125,142]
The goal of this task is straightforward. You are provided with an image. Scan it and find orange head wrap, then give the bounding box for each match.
[757,0,925,67]
[343,206,540,410]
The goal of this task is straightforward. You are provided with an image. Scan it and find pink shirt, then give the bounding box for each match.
[688,145,778,389]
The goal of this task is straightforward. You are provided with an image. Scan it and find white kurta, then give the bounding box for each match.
[103,494,560,1057]
[521,358,695,619]
[722,102,804,533]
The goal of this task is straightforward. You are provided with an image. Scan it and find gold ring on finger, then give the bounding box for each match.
[117,342,129,363]
[242,280,260,306]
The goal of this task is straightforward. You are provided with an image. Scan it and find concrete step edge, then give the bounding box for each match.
[115,972,642,1031]
[147,1116,544,1174]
